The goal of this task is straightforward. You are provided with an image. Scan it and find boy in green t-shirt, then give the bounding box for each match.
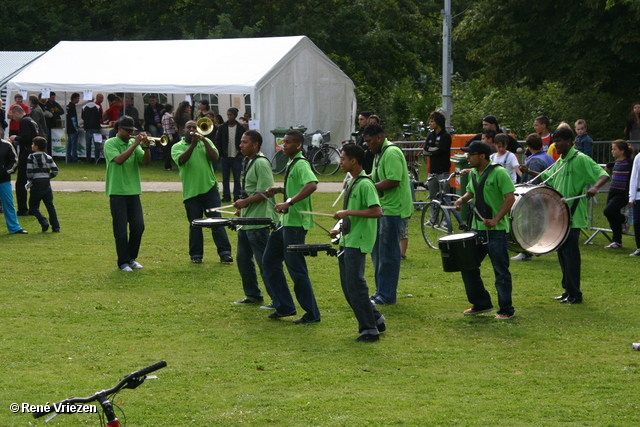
[330,144,386,342]
[454,141,516,319]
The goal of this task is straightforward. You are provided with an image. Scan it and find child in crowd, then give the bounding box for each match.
[534,116,553,151]
[26,136,60,232]
[604,140,633,249]
[490,134,521,184]
[574,119,594,157]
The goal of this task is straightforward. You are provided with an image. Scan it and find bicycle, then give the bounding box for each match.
[33,360,167,426]
[271,131,341,175]
[418,172,469,249]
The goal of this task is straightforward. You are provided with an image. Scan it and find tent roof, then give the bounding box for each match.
[6,36,349,95]
[0,51,45,88]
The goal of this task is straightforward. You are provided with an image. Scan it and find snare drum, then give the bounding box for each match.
[509,185,571,254]
[438,232,480,272]
[191,218,232,228]
[287,243,337,257]
[230,217,274,227]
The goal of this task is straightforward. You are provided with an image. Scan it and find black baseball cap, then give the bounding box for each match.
[461,141,492,158]
[118,115,136,131]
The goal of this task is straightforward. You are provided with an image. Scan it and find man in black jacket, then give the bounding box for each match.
[214,107,246,202]
[0,137,26,233]
[8,105,38,215]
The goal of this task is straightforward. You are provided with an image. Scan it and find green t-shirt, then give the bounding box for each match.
[240,152,279,229]
[538,146,608,228]
[282,151,317,229]
[171,137,219,201]
[339,171,381,253]
[465,161,516,231]
[104,136,145,196]
[372,139,413,218]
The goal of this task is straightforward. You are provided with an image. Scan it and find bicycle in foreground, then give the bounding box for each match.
[418,172,469,249]
[33,360,167,426]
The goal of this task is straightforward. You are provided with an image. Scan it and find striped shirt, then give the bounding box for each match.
[610,158,632,193]
[26,151,59,181]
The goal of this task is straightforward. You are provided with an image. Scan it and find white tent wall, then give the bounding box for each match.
[6,36,356,160]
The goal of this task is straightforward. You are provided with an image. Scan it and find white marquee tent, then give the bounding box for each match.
[6,36,356,158]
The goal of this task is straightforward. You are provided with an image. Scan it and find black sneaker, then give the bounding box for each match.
[554,292,569,300]
[41,220,49,232]
[234,298,263,305]
[220,255,233,263]
[191,257,202,264]
[377,322,386,333]
[355,334,380,343]
[268,311,297,319]
[260,303,275,310]
[561,296,582,305]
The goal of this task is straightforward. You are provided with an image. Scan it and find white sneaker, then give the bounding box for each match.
[129,260,143,269]
[604,242,622,249]
[630,249,640,257]
[511,252,532,261]
[120,264,133,272]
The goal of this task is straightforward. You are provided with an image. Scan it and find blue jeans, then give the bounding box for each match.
[371,215,403,304]
[66,132,78,163]
[461,229,514,315]
[221,156,242,200]
[263,226,321,321]
[339,247,385,335]
[85,129,101,163]
[183,185,232,259]
[0,181,22,233]
[29,180,59,230]
[557,228,582,301]
[237,227,271,301]
[110,195,145,267]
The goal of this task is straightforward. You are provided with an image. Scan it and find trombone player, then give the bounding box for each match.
[171,119,233,264]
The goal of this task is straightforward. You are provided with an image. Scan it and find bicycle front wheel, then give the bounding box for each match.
[271,150,288,174]
[421,202,452,249]
[311,145,341,175]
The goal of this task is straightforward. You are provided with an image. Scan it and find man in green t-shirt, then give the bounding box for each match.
[263,130,321,324]
[330,144,386,342]
[104,116,150,272]
[171,120,232,264]
[364,124,413,305]
[521,126,609,304]
[231,130,278,306]
[453,141,516,319]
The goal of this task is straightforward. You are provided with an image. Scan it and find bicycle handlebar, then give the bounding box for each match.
[33,361,167,419]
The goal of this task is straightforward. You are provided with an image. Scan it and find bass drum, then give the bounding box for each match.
[509,185,571,255]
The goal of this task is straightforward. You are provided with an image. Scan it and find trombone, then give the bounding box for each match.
[185,117,215,143]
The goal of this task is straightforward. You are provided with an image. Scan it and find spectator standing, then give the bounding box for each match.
[104,95,122,126]
[29,95,48,139]
[104,116,151,272]
[215,107,246,202]
[490,134,521,184]
[81,94,104,163]
[574,119,593,157]
[8,94,29,137]
[534,116,553,151]
[66,93,81,163]
[43,92,64,152]
[624,102,640,155]
[161,104,178,171]
[466,115,521,154]
[144,95,163,137]
[175,101,192,137]
[194,99,211,121]
[26,137,60,232]
[603,140,633,249]
[355,111,374,174]
[170,120,233,264]
[8,105,38,215]
[0,98,7,139]
[424,111,452,200]
[0,136,26,233]
[628,142,640,257]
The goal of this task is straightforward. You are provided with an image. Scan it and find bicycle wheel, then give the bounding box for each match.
[311,145,341,175]
[270,150,288,174]
[421,202,452,249]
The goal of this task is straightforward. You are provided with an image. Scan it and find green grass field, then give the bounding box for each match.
[2,185,640,426]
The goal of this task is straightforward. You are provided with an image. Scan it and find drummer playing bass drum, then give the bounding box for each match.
[453,141,516,319]
[519,125,609,305]
[231,130,279,306]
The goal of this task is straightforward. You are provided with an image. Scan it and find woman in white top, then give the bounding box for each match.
[490,134,521,184]
[628,149,640,256]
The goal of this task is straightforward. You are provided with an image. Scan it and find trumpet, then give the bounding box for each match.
[196,117,214,136]
[136,134,169,147]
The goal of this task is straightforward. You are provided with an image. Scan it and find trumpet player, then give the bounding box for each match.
[104,115,151,272]
[171,120,233,264]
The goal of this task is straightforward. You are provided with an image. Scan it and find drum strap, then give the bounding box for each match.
[471,163,502,221]
[341,175,372,236]
[373,142,397,197]
[240,154,267,198]
[283,156,311,200]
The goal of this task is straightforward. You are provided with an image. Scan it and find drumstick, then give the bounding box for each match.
[313,221,333,235]
[206,204,235,213]
[561,194,589,203]
[473,207,486,222]
[298,210,335,217]
[333,172,352,206]
[216,210,238,215]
